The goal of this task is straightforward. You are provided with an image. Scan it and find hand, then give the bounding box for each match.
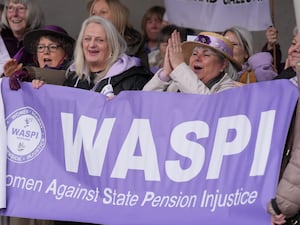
[168,30,185,69]
[271,213,286,225]
[9,70,29,90]
[3,59,23,77]
[233,81,245,87]
[162,45,172,77]
[284,58,290,70]
[32,79,45,89]
[266,26,278,50]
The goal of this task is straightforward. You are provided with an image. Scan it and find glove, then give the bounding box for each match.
[9,69,29,90]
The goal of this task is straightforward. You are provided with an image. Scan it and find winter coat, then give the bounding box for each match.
[143,63,236,94]
[124,26,149,70]
[64,54,152,95]
[268,102,300,218]
[268,66,300,218]
[273,67,296,80]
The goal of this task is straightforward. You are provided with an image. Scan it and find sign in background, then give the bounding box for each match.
[0,78,297,225]
[164,0,272,32]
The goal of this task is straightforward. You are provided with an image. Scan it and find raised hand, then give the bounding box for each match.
[3,59,23,77]
[168,30,185,69]
[266,26,278,50]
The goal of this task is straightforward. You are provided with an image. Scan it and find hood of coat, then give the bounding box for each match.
[68,53,141,79]
[105,53,141,79]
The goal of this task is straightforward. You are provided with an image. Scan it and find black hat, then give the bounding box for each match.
[24,25,75,54]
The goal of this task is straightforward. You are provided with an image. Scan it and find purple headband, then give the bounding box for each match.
[196,34,233,58]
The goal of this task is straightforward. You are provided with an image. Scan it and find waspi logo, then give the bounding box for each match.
[6,107,46,163]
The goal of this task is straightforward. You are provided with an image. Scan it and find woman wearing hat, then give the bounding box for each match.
[143,30,241,94]
[32,16,152,99]
[3,25,75,90]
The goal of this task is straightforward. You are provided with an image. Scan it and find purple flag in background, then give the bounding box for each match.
[0,78,297,225]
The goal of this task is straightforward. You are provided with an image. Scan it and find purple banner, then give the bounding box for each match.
[0,78,298,225]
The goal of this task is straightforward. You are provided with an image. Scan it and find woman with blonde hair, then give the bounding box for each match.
[86,0,149,68]
[33,16,152,97]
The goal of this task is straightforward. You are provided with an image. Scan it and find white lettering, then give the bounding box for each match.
[165,121,208,182]
[60,110,275,181]
[250,110,275,176]
[207,115,251,179]
[111,119,160,181]
[61,113,115,176]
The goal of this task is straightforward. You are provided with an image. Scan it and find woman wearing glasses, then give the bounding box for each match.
[0,0,45,74]
[3,24,75,90]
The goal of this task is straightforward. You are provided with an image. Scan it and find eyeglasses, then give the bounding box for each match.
[6,5,27,13]
[37,44,61,53]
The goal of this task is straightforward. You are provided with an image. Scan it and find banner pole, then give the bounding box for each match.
[270,0,277,71]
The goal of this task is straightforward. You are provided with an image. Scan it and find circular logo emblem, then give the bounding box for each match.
[6,107,46,163]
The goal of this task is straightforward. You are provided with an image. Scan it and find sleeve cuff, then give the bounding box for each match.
[158,70,171,82]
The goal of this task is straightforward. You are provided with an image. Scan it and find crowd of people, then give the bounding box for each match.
[0,0,299,225]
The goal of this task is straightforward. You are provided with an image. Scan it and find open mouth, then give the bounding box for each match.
[88,49,99,55]
[193,65,203,72]
[10,19,23,24]
[44,58,52,63]
[43,58,53,67]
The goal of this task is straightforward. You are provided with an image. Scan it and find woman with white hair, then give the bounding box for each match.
[223,26,276,83]
[143,30,241,94]
[33,16,152,97]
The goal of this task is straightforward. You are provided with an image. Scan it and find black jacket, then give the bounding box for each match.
[63,66,153,95]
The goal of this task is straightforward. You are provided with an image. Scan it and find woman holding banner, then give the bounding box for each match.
[32,16,152,98]
[267,27,300,225]
[143,30,241,94]
[4,25,75,90]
